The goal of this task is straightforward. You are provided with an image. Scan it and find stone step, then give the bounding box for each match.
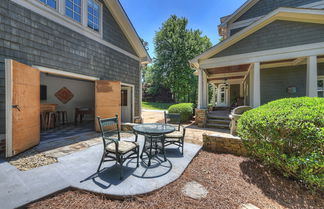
[207,119,230,124]
[206,123,230,129]
[207,115,230,121]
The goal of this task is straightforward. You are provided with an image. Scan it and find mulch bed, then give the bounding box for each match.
[27,151,323,209]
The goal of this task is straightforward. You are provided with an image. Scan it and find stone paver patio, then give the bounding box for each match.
[0,135,201,209]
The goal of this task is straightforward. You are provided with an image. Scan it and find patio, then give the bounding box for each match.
[0,134,201,209]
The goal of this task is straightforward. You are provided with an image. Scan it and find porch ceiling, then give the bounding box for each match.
[206,64,250,83]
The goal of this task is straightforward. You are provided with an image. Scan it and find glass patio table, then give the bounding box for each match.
[133,123,175,167]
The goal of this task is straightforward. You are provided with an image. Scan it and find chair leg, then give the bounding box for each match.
[119,156,124,180]
[97,153,105,172]
[181,138,184,155]
[162,138,166,162]
[136,147,139,167]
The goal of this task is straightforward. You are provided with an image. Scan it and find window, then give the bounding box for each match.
[87,0,100,31]
[39,0,56,9]
[66,0,81,22]
[121,90,128,106]
[318,77,324,97]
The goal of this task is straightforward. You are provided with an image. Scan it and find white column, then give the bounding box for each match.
[252,62,261,107]
[306,56,317,97]
[204,72,208,107]
[198,69,208,109]
[240,83,244,98]
[198,69,203,109]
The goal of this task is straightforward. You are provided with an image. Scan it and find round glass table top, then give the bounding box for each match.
[133,123,175,135]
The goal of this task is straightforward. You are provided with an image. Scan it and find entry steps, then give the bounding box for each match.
[206,114,230,129]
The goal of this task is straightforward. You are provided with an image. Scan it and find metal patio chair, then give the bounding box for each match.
[164,112,186,155]
[97,115,139,180]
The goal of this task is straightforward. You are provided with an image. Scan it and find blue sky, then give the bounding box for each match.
[120,0,247,57]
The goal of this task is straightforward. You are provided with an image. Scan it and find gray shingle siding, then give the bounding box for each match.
[100,0,137,55]
[229,27,246,36]
[0,0,141,134]
[260,65,306,105]
[235,0,321,22]
[213,20,324,58]
[260,63,324,104]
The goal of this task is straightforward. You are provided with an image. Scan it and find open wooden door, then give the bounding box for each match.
[95,80,121,131]
[5,60,40,157]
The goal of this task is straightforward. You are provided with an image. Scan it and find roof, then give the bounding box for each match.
[190,7,324,68]
[104,0,151,64]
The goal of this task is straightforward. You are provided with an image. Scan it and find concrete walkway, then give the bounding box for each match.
[0,135,201,209]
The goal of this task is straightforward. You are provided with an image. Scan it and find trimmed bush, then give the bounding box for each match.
[237,97,324,190]
[168,103,194,122]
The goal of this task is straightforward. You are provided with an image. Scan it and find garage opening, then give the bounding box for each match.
[39,72,96,142]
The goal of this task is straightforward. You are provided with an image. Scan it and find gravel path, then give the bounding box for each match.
[27,151,324,209]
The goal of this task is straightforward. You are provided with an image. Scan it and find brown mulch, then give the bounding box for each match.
[27,151,323,209]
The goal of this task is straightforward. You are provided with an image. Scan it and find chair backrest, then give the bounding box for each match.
[164,111,181,131]
[97,115,120,147]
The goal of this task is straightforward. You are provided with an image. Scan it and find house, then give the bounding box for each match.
[0,0,150,157]
[190,0,324,114]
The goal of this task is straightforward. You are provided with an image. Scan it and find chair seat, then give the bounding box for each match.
[106,141,138,154]
[165,130,183,138]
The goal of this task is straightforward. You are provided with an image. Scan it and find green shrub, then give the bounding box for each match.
[168,103,194,122]
[237,97,324,190]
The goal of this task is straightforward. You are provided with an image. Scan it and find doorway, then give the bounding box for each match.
[121,85,134,123]
[5,59,123,157]
[217,84,230,107]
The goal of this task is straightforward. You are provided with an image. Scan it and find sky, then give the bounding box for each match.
[120,0,247,58]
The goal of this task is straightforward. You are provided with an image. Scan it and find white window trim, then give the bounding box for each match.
[38,0,59,11]
[85,0,103,35]
[11,0,140,61]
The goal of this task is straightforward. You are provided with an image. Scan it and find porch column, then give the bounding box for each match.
[198,69,208,109]
[251,62,261,107]
[306,56,317,97]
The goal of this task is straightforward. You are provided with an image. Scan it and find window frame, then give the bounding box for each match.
[65,0,83,23]
[87,0,101,32]
[317,76,324,98]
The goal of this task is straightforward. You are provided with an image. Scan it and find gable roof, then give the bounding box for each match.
[190,7,324,68]
[104,0,151,64]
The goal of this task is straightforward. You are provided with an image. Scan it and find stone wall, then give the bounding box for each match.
[195,109,207,127]
[203,133,247,156]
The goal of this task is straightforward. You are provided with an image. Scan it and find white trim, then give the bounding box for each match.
[34,65,100,81]
[121,83,135,121]
[229,16,263,30]
[11,0,141,61]
[5,59,13,158]
[207,71,247,79]
[200,42,324,69]
[216,84,230,107]
[226,1,324,32]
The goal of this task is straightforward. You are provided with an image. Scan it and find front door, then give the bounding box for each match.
[5,60,40,157]
[95,80,121,131]
[217,84,229,107]
[121,86,132,123]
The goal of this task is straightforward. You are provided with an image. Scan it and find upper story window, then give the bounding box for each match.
[39,0,56,9]
[87,0,100,32]
[66,0,82,22]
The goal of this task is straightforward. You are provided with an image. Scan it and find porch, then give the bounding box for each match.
[197,55,324,110]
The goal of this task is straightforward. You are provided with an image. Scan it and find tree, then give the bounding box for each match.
[153,15,212,103]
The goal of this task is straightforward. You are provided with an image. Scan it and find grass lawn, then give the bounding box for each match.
[142,102,175,110]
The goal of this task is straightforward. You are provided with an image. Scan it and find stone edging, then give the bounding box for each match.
[203,133,247,156]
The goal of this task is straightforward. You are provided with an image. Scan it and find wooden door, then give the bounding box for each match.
[95,80,121,131]
[5,60,40,157]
